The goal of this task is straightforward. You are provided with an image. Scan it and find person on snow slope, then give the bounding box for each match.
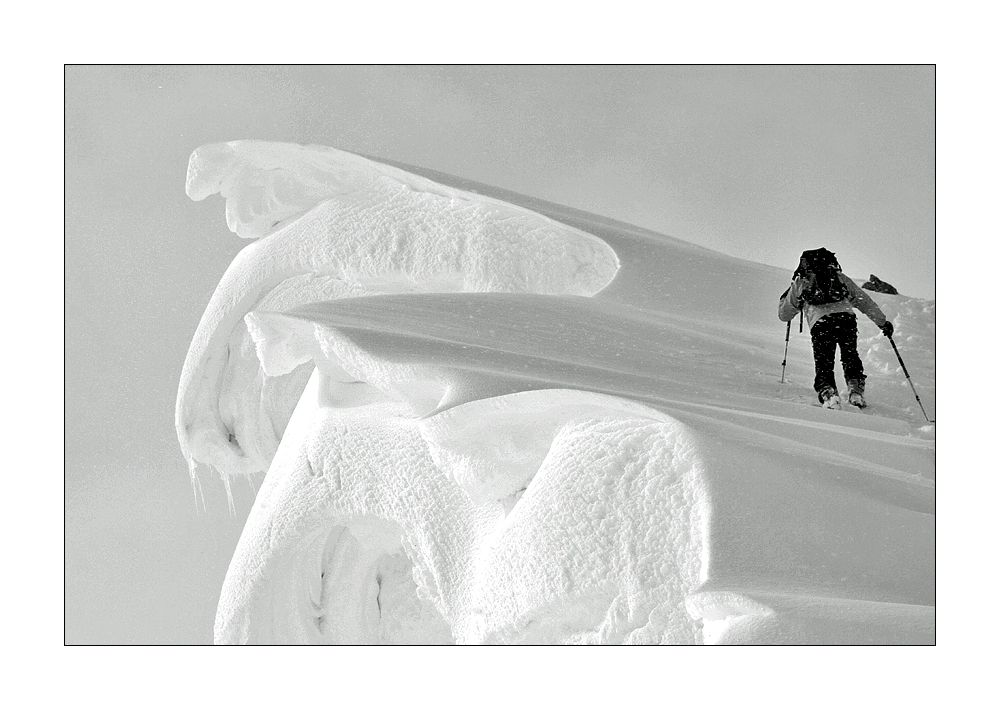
[779,248,893,409]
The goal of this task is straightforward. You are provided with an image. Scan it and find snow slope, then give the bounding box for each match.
[177,140,934,644]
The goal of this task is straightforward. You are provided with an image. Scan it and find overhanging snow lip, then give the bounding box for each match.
[176,141,622,485]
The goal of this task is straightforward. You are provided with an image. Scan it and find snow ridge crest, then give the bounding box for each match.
[176,141,620,503]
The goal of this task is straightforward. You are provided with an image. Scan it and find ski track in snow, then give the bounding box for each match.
[177,141,935,645]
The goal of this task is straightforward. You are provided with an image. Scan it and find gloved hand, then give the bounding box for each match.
[787,277,810,308]
[880,321,894,338]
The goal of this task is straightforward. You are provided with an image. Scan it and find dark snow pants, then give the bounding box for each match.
[810,312,865,394]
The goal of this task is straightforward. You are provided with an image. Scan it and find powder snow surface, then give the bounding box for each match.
[178,140,934,645]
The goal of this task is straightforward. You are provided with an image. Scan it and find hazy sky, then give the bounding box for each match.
[65,65,934,644]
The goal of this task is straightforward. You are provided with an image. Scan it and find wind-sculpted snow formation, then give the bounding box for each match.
[177,141,935,644]
[178,141,619,494]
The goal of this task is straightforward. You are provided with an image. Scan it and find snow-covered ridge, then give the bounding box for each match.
[176,141,620,501]
[217,379,710,644]
[178,141,934,644]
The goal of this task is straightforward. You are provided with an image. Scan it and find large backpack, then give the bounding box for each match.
[794,247,849,305]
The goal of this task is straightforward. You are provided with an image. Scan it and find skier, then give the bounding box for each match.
[778,248,893,409]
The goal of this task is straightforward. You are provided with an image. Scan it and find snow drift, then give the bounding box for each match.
[177,140,934,644]
[177,141,619,497]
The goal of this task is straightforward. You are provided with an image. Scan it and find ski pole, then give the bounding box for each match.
[780,319,791,383]
[888,335,934,423]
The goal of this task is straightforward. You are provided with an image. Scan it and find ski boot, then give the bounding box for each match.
[847,379,866,409]
[818,386,841,409]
